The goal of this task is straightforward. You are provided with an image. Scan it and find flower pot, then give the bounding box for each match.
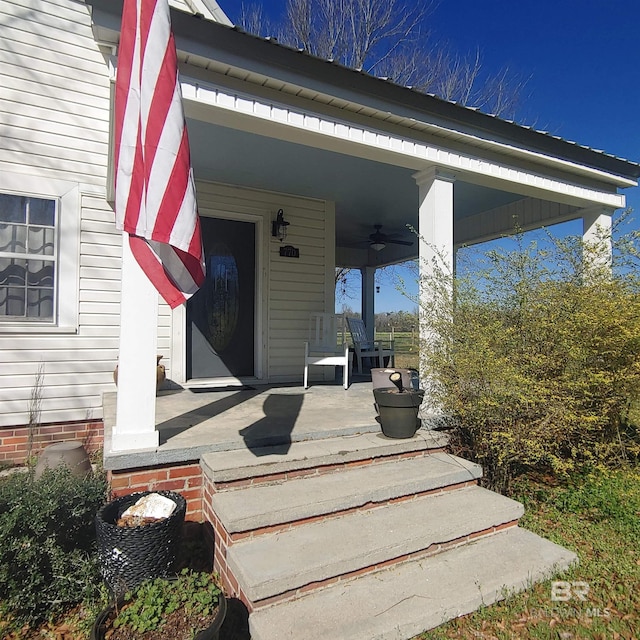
[34,440,92,479]
[113,355,166,391]
[371,367,419,390]
[373,387,425,438]
[95,491,186,595]
[90,582,227,640]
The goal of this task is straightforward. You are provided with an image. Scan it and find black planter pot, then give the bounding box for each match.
[373,387,425,438]
[90,589,227,640]
[95,490,186,595]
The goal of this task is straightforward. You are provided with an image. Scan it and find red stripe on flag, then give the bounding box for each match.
[153,129,191,240]
[129,235,188,308]
[115,0,205,309]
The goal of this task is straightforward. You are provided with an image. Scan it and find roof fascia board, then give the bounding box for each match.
[165,12,640,181]
[178,73,629,207]
[178,63,636,191]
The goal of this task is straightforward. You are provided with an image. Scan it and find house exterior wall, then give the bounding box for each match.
[170,181,335,385]
[0,0,334,448]
[0,0,115,437]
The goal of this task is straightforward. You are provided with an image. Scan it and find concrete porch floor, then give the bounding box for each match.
[103,380,384,470]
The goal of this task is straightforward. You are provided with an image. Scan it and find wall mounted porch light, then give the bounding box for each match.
[272,209,290,242]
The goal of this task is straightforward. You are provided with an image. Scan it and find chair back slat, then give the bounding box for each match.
[309,312,345,351]
[346,317,371,348]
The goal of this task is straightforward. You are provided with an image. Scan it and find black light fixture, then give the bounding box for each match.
[272,209,289,242]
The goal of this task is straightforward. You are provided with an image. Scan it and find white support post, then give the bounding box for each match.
[112,234,160,452]
[414,167,455,417]
[582,209,613,272]
[415,167,455,276]
[361,266,376,341]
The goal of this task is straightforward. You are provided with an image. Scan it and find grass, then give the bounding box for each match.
[373,330,420,370]
[413,466,640,639]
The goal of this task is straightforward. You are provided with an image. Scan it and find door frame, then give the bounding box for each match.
[171,207,266,386]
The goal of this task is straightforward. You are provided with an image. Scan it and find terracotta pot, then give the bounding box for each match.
[113,355,166,391]
[34,441,92,479]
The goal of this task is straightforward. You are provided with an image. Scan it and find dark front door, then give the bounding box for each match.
[187,217,255,379]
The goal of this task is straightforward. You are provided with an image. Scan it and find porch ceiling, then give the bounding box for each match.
[187,119,526,267]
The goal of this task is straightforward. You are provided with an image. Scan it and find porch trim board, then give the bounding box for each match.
[180,77,630,208]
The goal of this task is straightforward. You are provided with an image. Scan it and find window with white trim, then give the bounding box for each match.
[0,193,58,321]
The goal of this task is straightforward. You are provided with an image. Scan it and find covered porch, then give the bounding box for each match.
[88,1,638,456]
[103,380,391,471]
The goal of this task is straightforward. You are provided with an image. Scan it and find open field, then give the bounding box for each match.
[373,331,420,370]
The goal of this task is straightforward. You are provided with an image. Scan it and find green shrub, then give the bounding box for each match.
[0,465,108,631]
[113,569,222,635]
[418,217,640,492]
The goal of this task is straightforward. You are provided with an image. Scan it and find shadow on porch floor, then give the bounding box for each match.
[103,380,381,470]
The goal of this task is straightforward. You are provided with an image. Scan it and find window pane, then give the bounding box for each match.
[0,224,27,253]
[27,288,54,319]
[27,260,54,287]
[0,287,25,316]
[0,194,26,224]
[0,258,27,286]
[0,193,58,322]
[28,198,55,226]
[28,227,55,256]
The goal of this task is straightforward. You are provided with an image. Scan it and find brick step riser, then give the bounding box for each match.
[208,447,445,492]
[211,519,520,613]
[222,479,479,541]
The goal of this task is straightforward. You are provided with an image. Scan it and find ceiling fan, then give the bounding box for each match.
[367,224,414,251]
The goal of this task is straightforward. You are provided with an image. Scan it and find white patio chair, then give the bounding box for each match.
[304,313,350,389]
[346,317,395,374]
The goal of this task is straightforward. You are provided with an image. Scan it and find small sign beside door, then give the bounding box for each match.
[279,245,300,258]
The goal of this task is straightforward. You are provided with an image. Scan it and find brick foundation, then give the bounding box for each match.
[108,462,203,521]
[0,420,104,465]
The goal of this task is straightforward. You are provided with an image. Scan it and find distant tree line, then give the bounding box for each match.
[338,307,418,332]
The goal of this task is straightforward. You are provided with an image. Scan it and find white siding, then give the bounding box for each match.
[0,0,333,428]
[191,181,333,384]
[0,0,117,427]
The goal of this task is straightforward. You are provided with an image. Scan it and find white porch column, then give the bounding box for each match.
[415,167,455,275]
[112,235,160,452]
[361,266,376,341]
[582,209,613,270]
[414,167,455,414]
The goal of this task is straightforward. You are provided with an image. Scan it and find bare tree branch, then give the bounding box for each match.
[235,0,530,119]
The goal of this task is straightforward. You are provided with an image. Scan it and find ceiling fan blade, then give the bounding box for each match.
[386,239,413,246]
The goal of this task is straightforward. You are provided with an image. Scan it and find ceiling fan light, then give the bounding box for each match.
[370,241,386,251]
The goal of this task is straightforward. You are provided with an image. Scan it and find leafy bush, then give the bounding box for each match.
[418,217,640,492]
[550,467,640,534]
[0,465,108,630]
[112,569,222,636]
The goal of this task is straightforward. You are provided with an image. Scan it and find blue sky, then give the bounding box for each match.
[225,1,640,312]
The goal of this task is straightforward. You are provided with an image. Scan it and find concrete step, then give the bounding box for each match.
[212,452,481,533]
[249,526,577,640]
[226,485,524,602]
[201,430,449,485]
